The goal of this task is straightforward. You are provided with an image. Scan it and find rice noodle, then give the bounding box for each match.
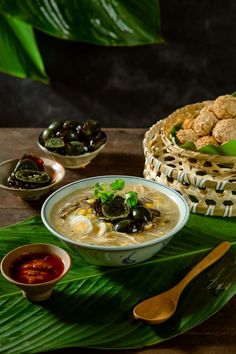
[51,184,180,247]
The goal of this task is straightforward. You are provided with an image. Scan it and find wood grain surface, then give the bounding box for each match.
[0,128,235,354]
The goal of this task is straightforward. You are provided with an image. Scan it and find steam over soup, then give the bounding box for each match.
[50,180,180,247]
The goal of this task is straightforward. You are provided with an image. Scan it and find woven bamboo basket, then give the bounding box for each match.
[143,119,236,217]
[161,102,236,174]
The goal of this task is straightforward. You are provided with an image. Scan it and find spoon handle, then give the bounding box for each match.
[174,241,231,296]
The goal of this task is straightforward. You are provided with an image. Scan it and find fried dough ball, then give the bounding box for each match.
[199,104,214,114]
[212,94,236,119]
[212,119,236,144]
[193,111,219,136]
[195,136,218,150]
[202,100,214,107]
[182,118,194,129]
[176,129,198,144]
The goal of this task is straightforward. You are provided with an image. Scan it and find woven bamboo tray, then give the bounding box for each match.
[143,119,236,217]
[161,102,236,174]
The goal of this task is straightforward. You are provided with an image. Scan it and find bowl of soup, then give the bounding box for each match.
[41,176,190,266]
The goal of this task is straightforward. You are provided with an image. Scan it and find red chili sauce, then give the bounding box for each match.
[9,252,64,284]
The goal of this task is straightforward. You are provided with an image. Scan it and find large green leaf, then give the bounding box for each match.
[0,0,162,46]
[0,215,236,353]
[0,13,48,83]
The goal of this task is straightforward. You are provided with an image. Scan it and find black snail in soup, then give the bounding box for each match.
[50,178,180,247]
[39,119,106,156]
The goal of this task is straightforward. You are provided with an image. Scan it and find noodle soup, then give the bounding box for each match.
[50,183,180,247]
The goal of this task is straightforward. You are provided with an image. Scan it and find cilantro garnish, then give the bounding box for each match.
[93,178,139,208]
[125,191,138,208]
[110,179,125,191]
[93,183,113,204]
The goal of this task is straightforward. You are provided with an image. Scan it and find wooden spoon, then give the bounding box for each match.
[133,241,231,324]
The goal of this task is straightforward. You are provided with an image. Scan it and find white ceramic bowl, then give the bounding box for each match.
[0,157,65,201]
[38,139,106,169]
[41,176,190,267]
[0,243,71,302]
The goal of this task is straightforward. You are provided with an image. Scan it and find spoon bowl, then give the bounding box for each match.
[134,295,176,324]
[133,241,231,324]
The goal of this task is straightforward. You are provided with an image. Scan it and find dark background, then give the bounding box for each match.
[0,0,235,128]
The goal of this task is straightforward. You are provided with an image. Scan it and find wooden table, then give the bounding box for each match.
[0,128,235,354]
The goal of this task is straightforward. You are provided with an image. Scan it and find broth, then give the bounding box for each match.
[50,184,180,247]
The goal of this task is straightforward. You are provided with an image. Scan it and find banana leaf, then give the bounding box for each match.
[0,0,162,46]
[0,0,162,82]
[198,140,236,156]
[0,215,236,353]
[0,13,48,83]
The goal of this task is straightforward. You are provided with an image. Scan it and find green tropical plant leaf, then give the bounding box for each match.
[194,140,236,156]
[181,141,197,151]
[198,143,221,155]
[217,140,236,156]
[0,13,48,83]
[0,215,236,353]
[0,0,163,46]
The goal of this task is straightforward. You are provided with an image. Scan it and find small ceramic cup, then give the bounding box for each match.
[0,243,71,302]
